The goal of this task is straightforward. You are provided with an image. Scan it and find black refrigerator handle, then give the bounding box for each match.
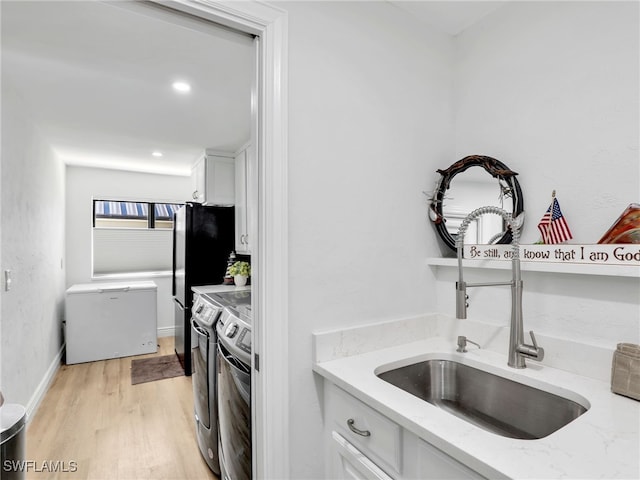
[172,211,177,297]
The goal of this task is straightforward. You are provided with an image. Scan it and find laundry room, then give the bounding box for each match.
[1,1,255,478]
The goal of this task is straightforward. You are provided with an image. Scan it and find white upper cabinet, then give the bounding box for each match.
[234,143,254,254]
[190,151,235,205]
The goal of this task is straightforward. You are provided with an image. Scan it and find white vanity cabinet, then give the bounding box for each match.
[324,381,485,480]
[234,143,254,253]
[190,151,235,205]
[399,433,485,480]
[325,382,401,479]
[331,431,395,480]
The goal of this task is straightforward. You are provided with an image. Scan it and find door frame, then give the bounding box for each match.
[148,1,289,478]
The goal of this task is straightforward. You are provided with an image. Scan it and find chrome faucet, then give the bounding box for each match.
[455,206,544,368]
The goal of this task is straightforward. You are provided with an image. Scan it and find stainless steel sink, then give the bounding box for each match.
[377,359,588,439]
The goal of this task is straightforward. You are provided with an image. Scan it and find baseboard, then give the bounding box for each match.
[26,342,65,422]
[157,326,175,338]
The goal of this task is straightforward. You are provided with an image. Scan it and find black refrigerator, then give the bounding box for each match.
[173,203,235,375]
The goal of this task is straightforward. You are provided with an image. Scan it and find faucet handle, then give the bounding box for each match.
[456,283,468,319]
[519,330,545,362]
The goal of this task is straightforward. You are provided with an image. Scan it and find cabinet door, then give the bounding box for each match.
[331,432,395,480]
[191,158,205,202]
[204,155,235,205]
[234,149,250,252]
[416,438,485,479]
[190,155,235,205]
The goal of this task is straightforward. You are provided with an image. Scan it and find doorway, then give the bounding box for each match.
[2,0,288,477]
[149,5,290,477]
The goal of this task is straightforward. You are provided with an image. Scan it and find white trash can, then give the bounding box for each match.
[1,403,27,480]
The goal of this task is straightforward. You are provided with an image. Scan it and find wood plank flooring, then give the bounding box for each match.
[25,337,218,480]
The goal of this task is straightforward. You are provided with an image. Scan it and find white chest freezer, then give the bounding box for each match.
[65,281,158,364]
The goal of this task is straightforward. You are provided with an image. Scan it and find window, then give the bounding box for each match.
[93,200,182,229]
[92,199,183,275]
[153,203,181,230]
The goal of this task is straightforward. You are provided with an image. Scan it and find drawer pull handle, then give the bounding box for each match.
[347,418,371,437]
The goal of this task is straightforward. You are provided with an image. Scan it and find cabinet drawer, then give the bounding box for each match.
[328,385,402,472]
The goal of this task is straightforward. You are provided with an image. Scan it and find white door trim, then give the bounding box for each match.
[147,2,289,478]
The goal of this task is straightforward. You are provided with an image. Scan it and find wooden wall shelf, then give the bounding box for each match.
[426,257,640,278]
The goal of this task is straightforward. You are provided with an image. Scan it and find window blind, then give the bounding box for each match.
[93,228,173,274]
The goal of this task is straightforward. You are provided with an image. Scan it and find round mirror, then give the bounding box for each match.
[429,155,524,252]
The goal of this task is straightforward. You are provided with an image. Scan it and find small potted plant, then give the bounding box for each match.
[228,261,251,286]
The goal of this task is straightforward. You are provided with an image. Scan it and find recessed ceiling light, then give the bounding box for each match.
[172,81,191,93]
[152,151,163,157]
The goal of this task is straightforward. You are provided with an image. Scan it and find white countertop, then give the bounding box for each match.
[192,284,250,295]
[313,334,640,479]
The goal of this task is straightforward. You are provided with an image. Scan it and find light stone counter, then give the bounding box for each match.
[313,315,640,479]
[192,284,250,295]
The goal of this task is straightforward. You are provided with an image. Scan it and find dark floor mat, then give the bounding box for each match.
[130,354,184,385]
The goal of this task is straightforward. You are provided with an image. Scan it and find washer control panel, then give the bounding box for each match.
[191,294,223,328]
[237,328,251,355]
[225,322,239,338]
[217,305,252,366]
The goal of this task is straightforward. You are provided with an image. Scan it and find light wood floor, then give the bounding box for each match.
[26,337,218,480]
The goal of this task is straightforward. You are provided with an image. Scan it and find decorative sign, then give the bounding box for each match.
[463,244,640,266]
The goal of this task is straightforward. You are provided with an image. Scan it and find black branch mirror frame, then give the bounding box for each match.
[429,155,524,253]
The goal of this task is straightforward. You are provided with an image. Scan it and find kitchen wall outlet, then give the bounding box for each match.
[4,270,12,292]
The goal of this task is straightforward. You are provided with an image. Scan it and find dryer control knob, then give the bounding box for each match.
[225,323,239,338]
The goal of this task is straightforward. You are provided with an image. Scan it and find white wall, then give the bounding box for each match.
[279,2,455,477]
[1,81,66,409]
[65,166,192,335]
[438,2,639,345]
[280,2,638,478]
[454,1,639,242]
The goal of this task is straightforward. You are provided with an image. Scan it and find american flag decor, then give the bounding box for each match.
[537,197,573,244]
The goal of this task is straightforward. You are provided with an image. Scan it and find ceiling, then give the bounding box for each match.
[1,1,505,177]
[389,1,507,36]
[1,1,254,176]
